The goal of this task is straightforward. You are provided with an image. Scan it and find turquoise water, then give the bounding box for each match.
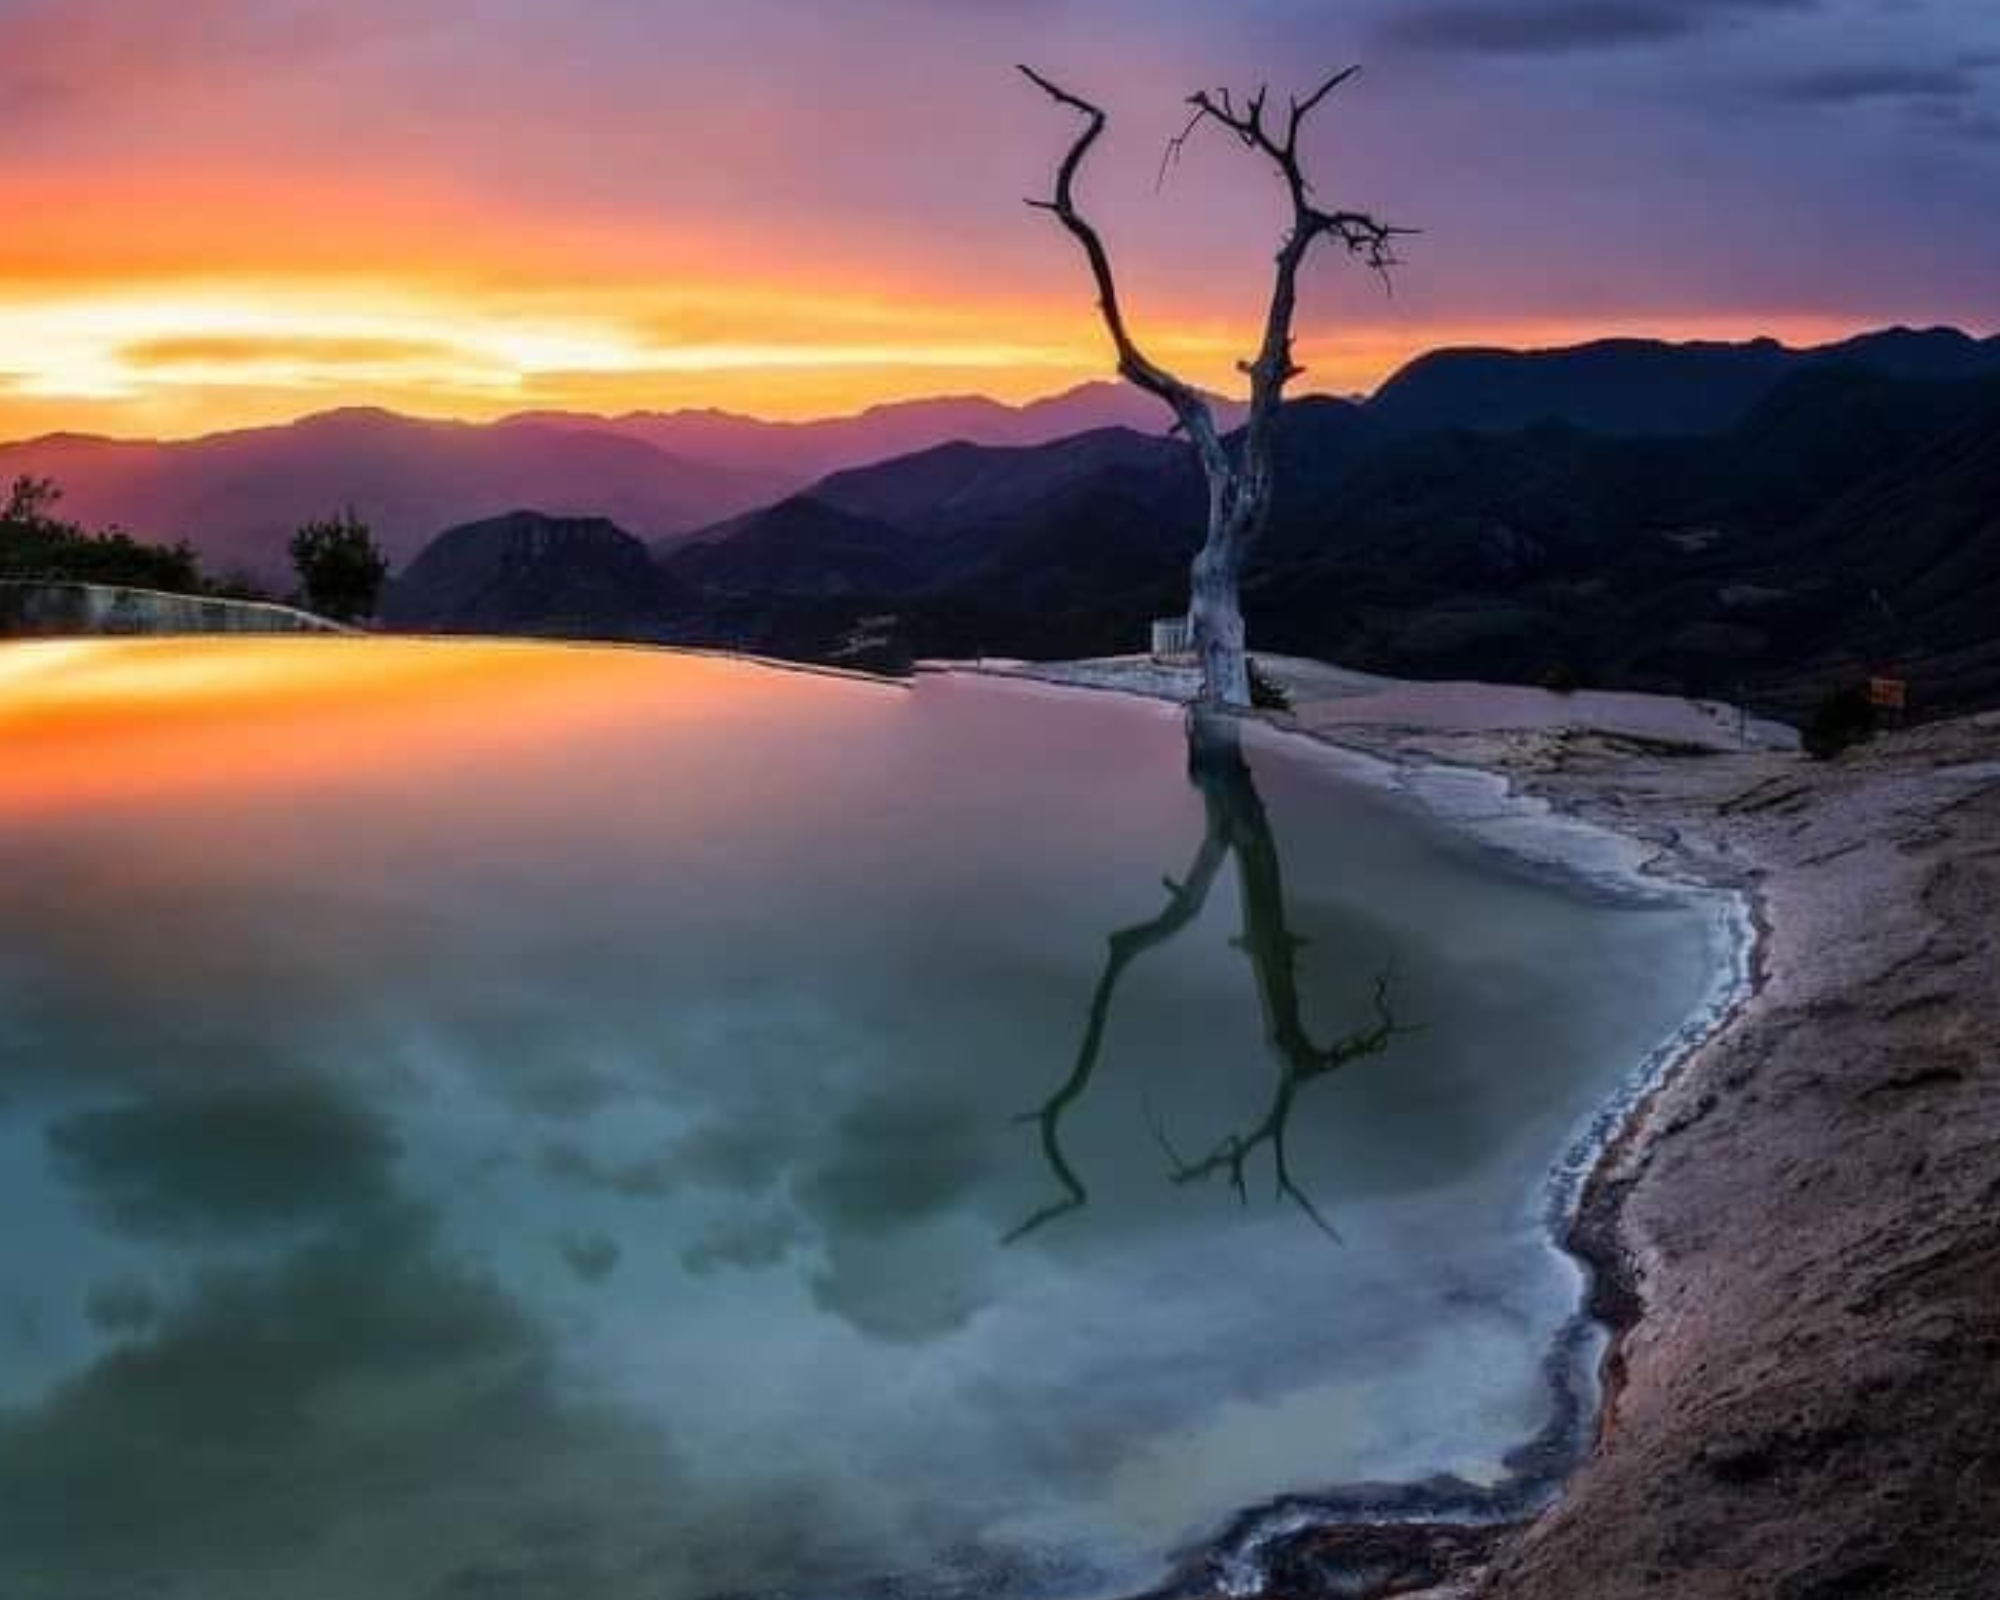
[0,639,1735,1600]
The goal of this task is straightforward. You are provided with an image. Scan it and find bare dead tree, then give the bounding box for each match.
[1020,64,1410,707]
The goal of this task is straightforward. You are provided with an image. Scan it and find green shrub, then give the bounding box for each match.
[1247,658,1292,712]
[1802,683,1877,760]
[291,509,388,622]
[0,475,205,592]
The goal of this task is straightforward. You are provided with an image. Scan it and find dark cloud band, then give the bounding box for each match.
[1386,0,1818,57]
[1774,62,1981,104]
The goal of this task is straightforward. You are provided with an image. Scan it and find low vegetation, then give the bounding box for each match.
[0,476,207,593]
[1801,683,1879,760]
[1,476,398,631]
[1247,658,1293,712]
[290,510,389,622]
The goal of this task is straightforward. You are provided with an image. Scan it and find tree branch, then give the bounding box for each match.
[1288,66,1361,153]
[1168,66,1414,501]
[1018,65,1230,482]
[1161,972,1406,1239]
[1005,828,1233,1244]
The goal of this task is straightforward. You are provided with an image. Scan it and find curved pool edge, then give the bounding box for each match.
[1148,784,1769,1600]
[1,638,1768,1600]
[926,666,1770,1600]
[388,631,920,690]
[0,628,918,691]
[1183,721,1767,1599]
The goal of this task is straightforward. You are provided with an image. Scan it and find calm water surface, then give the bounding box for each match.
[0,639,1734,1600]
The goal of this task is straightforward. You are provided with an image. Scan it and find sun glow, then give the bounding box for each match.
[0,270,1876,442]
[0,276,1135,436]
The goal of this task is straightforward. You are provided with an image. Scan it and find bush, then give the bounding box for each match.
[291,509,388,622]
[0,475,205,592]
[1247,657,1292,712]
[1802,683,1877,760]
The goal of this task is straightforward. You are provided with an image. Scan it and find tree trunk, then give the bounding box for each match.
[1188,531,1250,707]
[1187,475,1265,708]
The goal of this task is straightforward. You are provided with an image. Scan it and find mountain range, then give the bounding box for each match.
[1366,325,2000,437]
[501,381,1249,483]
[0,383,1234,585]
[11,323,2000,716]
[386,330,2000,716]
[11,327,1993,589]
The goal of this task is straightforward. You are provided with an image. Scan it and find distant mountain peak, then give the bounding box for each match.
[384,508,676,638]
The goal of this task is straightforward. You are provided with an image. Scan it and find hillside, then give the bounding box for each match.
[1368,325,2000,438]
[0,386,1244,591]
[383,511,680,638]
[506,381,1247,485]
[651,368,2000,714]
[658,426,1203,625]
[14,324,1996,599]
[668,497,928,598]
[45,320,1996,715]
[379,362,2000,711]
[0,411,784,586]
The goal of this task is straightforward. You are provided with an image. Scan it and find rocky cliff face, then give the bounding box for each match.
[382,510,681,638]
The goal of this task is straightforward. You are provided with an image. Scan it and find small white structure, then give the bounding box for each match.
[1149,616,1194,663]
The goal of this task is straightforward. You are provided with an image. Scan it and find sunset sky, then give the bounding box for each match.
[3,0,1997,440]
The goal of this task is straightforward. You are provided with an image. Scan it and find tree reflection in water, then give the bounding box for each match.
[1010,711,1407,1243]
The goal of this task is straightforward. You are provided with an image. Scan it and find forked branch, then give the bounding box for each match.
[1185,68,1412,445]
[1017,65,1230,479]
[1026,60,1412,483]
[1005,828,1234,1244]
[1159,972,1407,1238]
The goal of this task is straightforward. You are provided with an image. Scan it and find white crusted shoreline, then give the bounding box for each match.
[921,654,1773,1600]
[931,656,1999,1600]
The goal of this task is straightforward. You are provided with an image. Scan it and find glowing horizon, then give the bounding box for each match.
[0,273,1908,443]
[3,0,1994,443]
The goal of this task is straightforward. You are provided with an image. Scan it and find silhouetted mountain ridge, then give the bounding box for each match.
[504,382,1248,484]
[1368,325,2000,438]
[383,510,678,637]
[20,323,2000,710]
[11,325,1995,588]
[0,411,781,585]
[615,365,2000,713]
[0,385,1240,586]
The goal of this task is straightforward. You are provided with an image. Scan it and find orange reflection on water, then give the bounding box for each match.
[0,637,880,821]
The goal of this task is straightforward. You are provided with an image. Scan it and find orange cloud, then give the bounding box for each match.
[0,264,1872,442]
[4,0,1994,446]
[121,334,476,373]
[0,32,1895,442]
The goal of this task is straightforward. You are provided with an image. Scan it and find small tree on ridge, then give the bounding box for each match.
[291,509,388,622]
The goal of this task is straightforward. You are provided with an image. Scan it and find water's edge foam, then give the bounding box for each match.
[940,676,1763,1600]
[1158,727,1758,1598]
